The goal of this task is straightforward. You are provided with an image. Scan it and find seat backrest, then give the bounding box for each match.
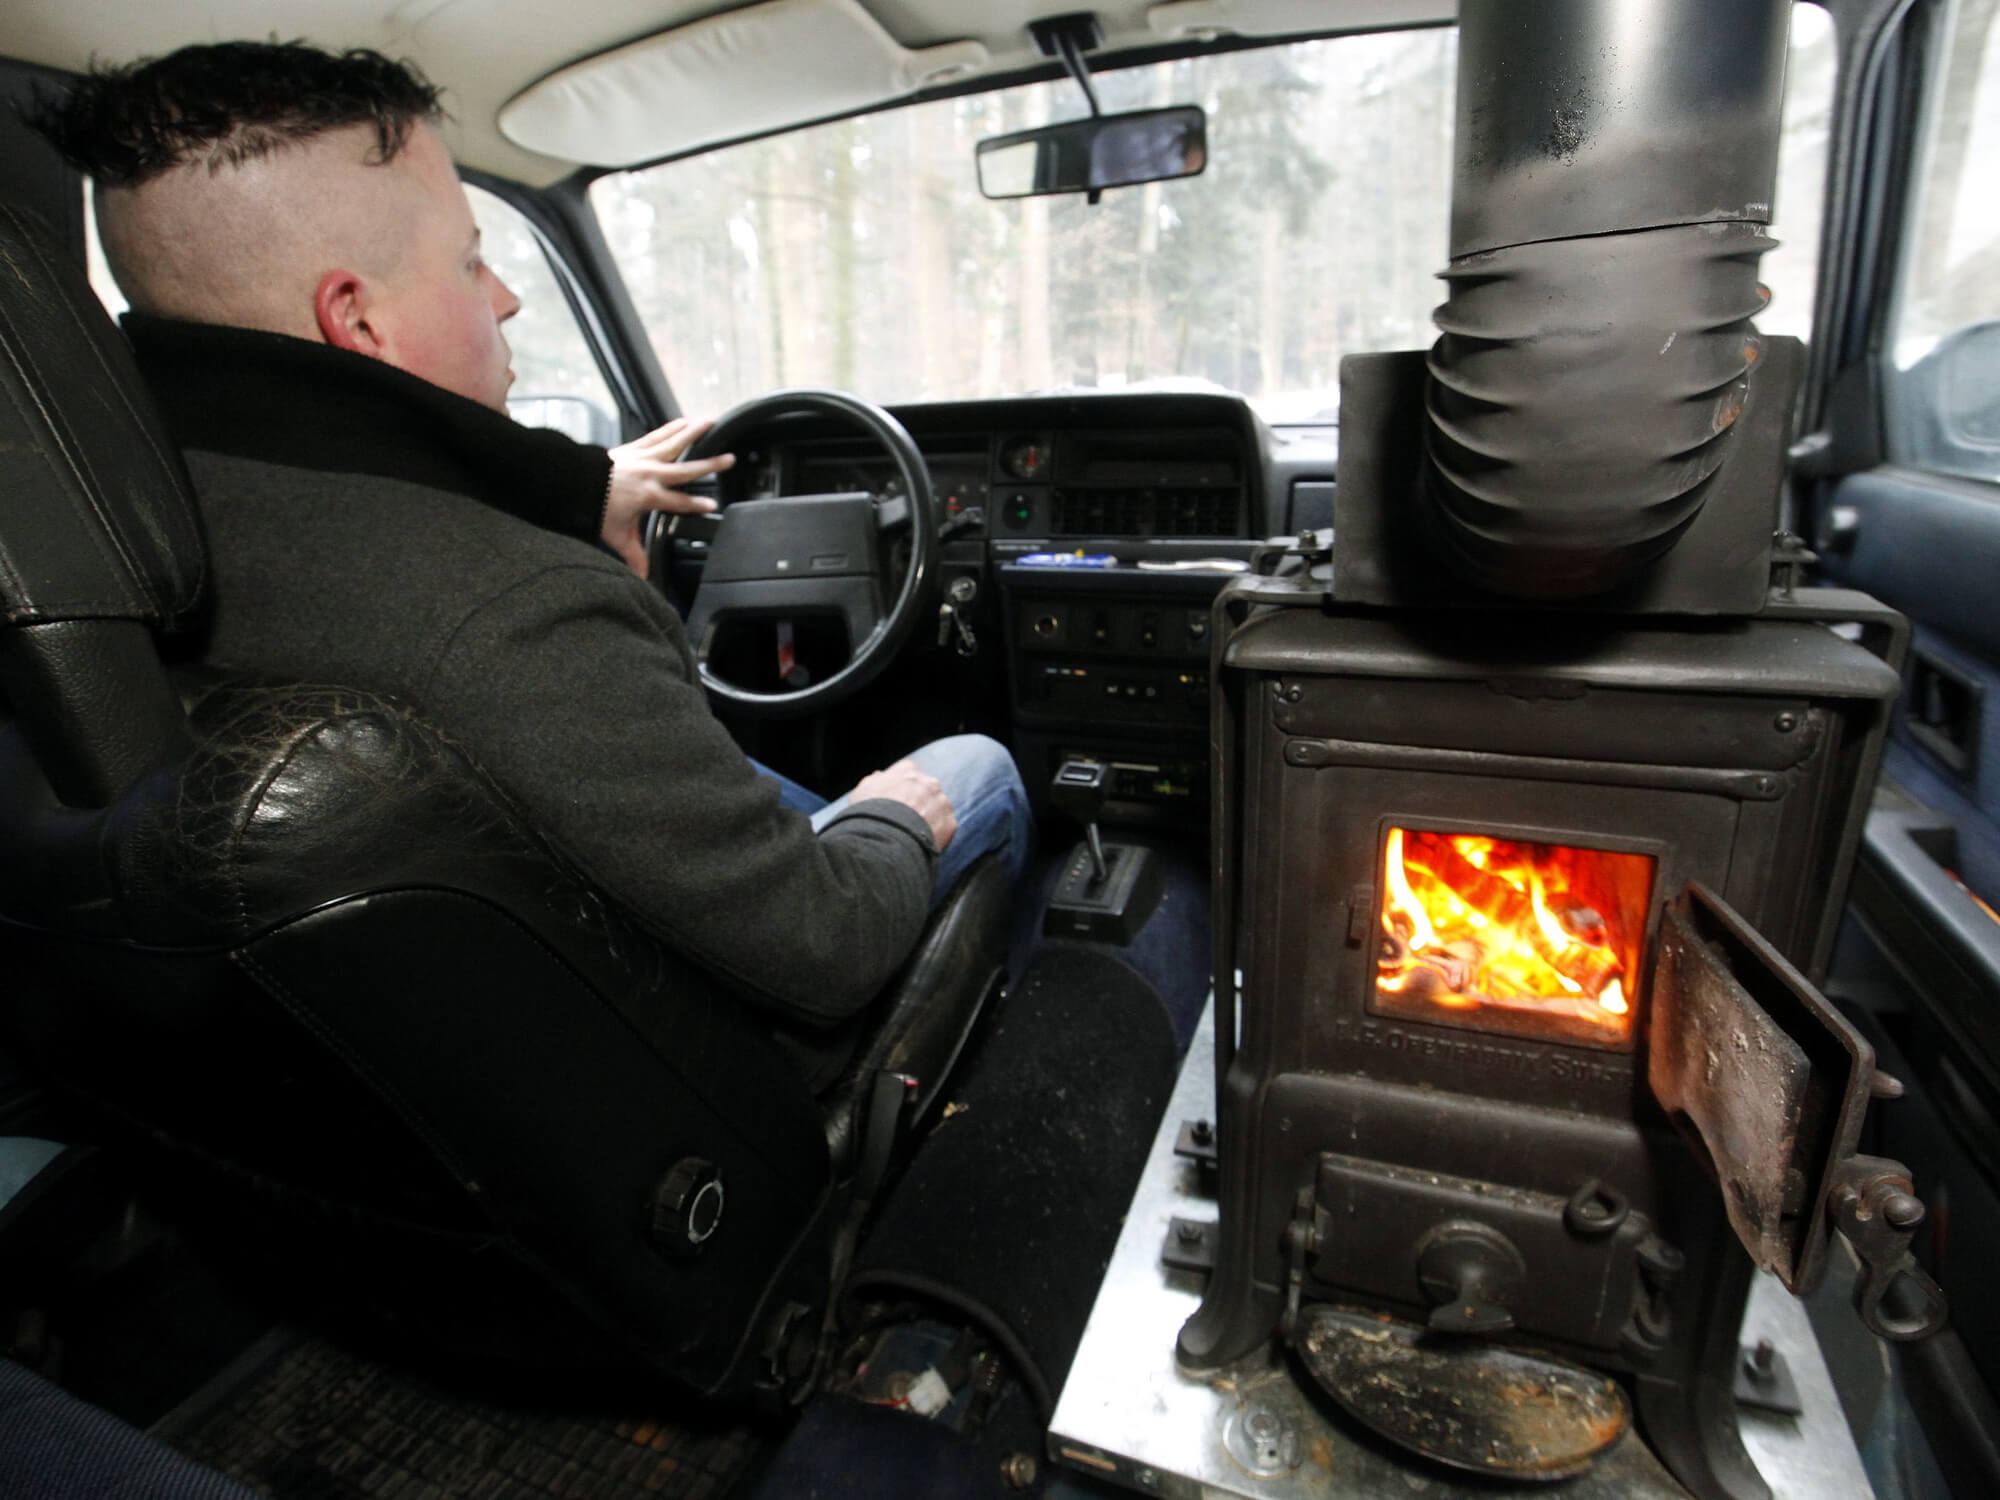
[0,201,199,806]
[0,203,837,1396]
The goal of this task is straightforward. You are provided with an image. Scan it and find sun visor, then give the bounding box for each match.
[1147,0,1455,41]
[498,0,989,168]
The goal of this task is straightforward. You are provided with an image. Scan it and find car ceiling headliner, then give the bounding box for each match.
[0,0,1452,186]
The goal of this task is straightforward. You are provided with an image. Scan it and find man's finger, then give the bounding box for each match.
[658,453,735,483]
[648,490,718,515]
[642,416,713,458]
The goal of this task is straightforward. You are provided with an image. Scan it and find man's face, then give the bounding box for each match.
[370,125,522,410]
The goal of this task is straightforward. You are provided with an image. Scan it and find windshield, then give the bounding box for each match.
[592,21,1828,425]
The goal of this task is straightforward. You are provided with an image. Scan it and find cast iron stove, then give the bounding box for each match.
[1071,3,1950,1493]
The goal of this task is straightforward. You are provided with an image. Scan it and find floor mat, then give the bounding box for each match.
[159,1332,766,1500]
[851,943,1177,1408]
[1010,834,1209,1053]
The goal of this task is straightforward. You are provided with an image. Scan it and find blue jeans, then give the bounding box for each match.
[753,734,1032,909]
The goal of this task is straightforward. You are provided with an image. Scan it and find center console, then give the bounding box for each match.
[981,400,1265,826]
[1000,547,1246,824]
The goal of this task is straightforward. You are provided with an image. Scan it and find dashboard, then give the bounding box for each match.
[688,390,1336,824]
[748,415,1256,543]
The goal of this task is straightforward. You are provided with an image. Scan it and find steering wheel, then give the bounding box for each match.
[677,388,938,718]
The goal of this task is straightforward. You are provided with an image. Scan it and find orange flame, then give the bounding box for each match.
[1375,828,1653,1044]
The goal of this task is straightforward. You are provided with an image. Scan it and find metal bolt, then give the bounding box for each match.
[1774,711,1799,732]
[1135,1468,1159,1490]
[1191,1118,1214,1146]
[999,1453,1038,1489]
[1747,1338,1775,1378]
[1247,1410,1278,1438]
[1870,1069,1906,1101]
[1177,1220,1204,1245]
[1883,1191,1926,1230]
[1286,685,1304,702]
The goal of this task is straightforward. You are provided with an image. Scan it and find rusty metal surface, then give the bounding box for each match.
[1647,886,1873,1291]
[1293,1306,1627,1482]
[1648,900,1814,1279]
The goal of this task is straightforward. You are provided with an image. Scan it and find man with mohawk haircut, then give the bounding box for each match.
[27,40,1030,1079]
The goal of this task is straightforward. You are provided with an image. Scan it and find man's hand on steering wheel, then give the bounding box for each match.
[603,416,736,579]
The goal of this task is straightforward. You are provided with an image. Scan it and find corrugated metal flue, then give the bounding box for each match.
[1426,0,1792,599]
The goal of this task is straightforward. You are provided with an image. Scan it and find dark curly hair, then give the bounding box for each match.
[23,39,444,186]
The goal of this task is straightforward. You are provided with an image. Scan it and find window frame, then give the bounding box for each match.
[1877,0,2000,487]
[463,167,675,440]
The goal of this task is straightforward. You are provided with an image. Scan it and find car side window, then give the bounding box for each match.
[81,179,126,320]
[1760,2,1837,344]
[463,184,620,445]
[1886,0,2000,485]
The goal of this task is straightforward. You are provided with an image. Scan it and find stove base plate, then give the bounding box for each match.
[1048,999,1874,1499]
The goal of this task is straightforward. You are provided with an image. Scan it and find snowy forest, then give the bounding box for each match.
[576,19,1837,423]
[436,16,1856,425]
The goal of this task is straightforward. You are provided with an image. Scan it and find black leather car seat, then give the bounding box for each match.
[0,199,1012,1399]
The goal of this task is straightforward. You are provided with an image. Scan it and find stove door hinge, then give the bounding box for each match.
[1619,1231,1687,1361]
[1278,1187,1328,1344]
[1827,1154,1948,1342]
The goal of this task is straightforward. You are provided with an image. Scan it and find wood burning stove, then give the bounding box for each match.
[1184,516,1944,1489]
[1179,2,1950,1482]
[1175,2,1953,1491]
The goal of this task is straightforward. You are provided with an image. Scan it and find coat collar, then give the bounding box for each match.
[123,314,610,543]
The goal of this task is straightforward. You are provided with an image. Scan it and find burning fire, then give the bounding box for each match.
[1375,828,1653,1043]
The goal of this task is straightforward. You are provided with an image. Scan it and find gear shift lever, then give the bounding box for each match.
[1050,758,1110,883]
[1044,758,1164,944]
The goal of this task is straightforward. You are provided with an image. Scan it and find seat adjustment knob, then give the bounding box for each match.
[652,1156,725,1257]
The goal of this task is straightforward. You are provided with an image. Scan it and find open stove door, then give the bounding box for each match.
[1649,885,1948,1342]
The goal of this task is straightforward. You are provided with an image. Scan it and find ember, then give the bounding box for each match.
[1374,828,1655,1046]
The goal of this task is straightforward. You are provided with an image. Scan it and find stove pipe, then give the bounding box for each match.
[1425,0,1791,600]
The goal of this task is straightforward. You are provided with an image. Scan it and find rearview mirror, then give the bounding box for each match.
[976,106,1206,200]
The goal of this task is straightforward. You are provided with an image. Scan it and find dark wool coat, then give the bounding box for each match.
[128,317,937,1030]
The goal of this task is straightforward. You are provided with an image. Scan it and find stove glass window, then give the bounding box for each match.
[1373,828,1655,1049]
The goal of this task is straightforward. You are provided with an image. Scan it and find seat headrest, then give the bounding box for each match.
[0,202,204,632]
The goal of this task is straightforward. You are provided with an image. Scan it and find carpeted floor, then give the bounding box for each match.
[1010,833,1210,1053]
[750,943,1178,1499]
[157,1332,767,1500]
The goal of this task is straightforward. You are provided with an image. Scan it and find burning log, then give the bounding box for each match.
[1376,827,1648,1039]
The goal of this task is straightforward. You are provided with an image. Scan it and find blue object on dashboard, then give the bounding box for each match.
[1016,552,1118,568]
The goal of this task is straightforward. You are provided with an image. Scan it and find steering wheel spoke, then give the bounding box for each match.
[680,390,937,717]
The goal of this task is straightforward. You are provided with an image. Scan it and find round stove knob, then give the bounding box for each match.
[1415,1219,1526,1335]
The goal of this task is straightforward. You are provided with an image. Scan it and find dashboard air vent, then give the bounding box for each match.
[1050,487,1240,537]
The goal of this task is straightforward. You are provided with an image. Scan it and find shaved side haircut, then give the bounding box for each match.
[25,40,442,186]
[19,41,452,339]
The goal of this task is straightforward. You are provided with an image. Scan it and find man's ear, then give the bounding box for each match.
[313,269,386,358]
